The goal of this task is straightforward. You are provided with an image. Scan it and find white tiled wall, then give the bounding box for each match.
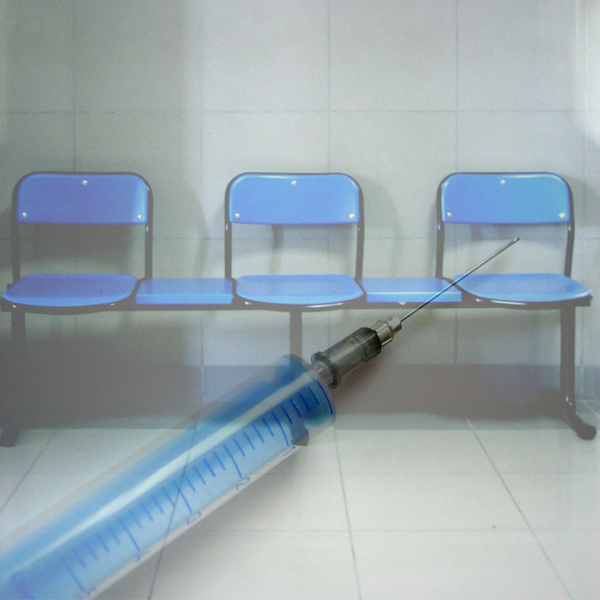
[330,0,457,111]
[200,0,329,113]
[457,0,584,112]
[1,0,599,380]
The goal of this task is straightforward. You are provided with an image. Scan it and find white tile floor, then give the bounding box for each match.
[1,399,599,600]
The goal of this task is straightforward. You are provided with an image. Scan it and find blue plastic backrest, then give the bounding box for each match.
[440,173,571,225]
[227,173,361,225]
[16,173,149,225]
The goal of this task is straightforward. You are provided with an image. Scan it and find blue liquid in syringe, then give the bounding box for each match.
[0,356,334,599]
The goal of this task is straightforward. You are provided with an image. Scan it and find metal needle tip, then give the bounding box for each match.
[398,237,519,324]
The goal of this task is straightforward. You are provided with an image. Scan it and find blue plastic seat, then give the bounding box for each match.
[136,278,233,306]
[456,273,591,305]
[235,274,363,305]
[359,276,462,304]
[225,173,365,355]
[436,172,594,439]
[3,274,139,308]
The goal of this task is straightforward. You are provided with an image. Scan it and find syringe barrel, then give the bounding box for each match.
[0,356,334,600]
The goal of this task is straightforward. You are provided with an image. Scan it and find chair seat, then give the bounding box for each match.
[235,274,364,306]
[359,277,463,303]
[457,273,593,304]
[2,274,138,308]
[136,278,233,305]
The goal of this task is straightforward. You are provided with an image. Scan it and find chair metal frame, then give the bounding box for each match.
[2,170,594,445]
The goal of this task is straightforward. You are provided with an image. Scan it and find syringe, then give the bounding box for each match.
[0,239,517,600]
[311,238,519,388]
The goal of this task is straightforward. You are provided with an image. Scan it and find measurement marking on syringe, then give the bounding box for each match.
[130,509,143,529]
[214,452,227,471]
[224,445,243,478]
[243,431,255,450]
[151,494,165,514]
[234,438,246,457]
[281,406,293,425]
[193,465,206,485]
[61,556,86,594]
[253,424,265,443]
[271,412,289,446]
[72,548,86,568]
[235,477,250,490]
[290,399,302,418]
[84,541,99,561]
[204,458,216,478]
[183,473,196,492]
[163,487,176,507]
[320,384,335,415]
[309,384,334,415]
[262,418,274,437]
[96,532,109,553]
[141,501,154,522]
[298,393,311,412]
[107,525,121,545]
[307,387,320,407]
[172,481,193,514]
[119,518,141,552]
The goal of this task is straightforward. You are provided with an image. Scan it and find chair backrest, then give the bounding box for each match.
[14,172,150,225]
[436,173,574,276]
[225,173,364,277]
[11,172,153,279]
[439,173,571,225]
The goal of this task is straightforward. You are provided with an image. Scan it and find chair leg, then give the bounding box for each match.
[560,306,596,440]
[289,310,303,358]
[0,427,21,447]
[12,308,26,356]
[1,310,26,447]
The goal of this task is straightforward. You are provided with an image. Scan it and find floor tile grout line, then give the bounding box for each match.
[0,429,58,515]
[465,418,575,600]
[332,425,363,600]
[583,398,600,419]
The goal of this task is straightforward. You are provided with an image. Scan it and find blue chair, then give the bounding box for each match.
[225,173,365,356]
[436,172,594,439]
[1,172,153,446]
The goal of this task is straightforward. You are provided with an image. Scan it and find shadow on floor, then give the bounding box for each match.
[0,337,569,430]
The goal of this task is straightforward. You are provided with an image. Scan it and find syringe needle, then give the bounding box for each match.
[311,238,519,388]
[398,237,519,324]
